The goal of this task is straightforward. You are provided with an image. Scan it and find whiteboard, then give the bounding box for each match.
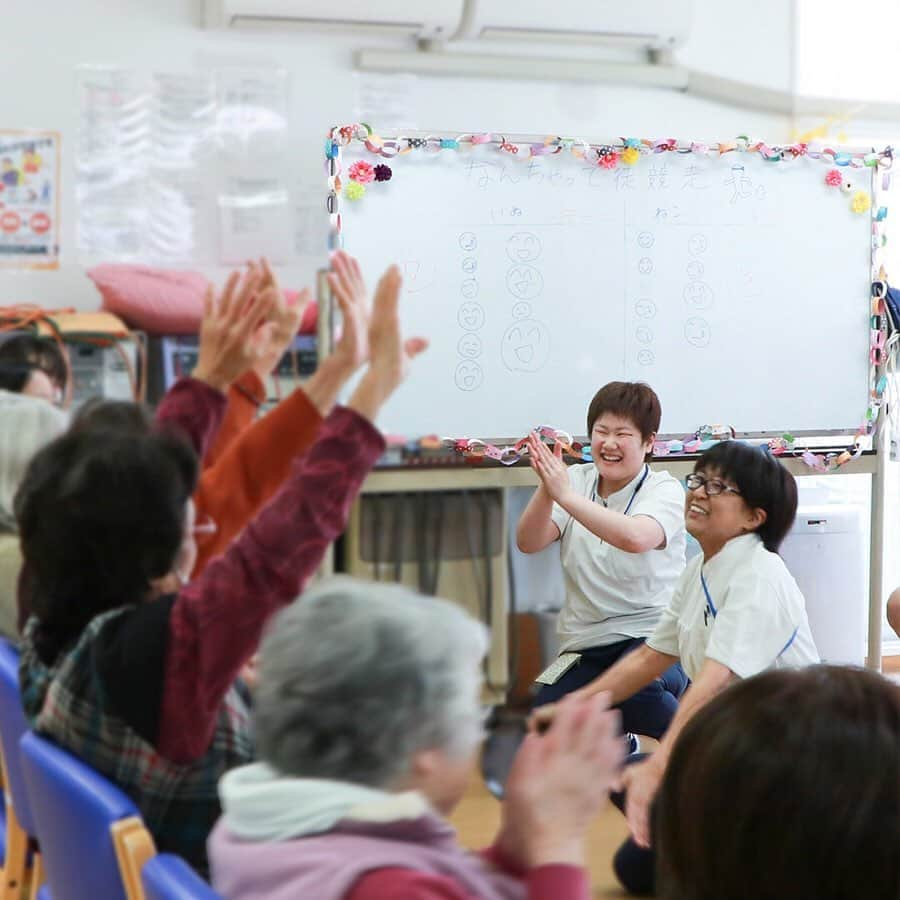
[337,137,873,440]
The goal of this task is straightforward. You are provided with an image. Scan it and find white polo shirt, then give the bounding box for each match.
[551,463,687,652]
[647,532,819,681]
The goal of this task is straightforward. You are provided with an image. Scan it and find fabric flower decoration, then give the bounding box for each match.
[596,147,620,169]
[824,169,842,187]
[851,191,871,214]
[622,146,640,166]
[374,164,392,182]
[348,161,375,184]
[345,181,366,201]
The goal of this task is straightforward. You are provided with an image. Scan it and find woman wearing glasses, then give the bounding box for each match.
[533,440,818,896]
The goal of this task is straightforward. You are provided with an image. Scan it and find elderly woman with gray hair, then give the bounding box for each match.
[209,576,623,900]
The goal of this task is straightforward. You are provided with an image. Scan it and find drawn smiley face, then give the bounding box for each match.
[458,232,477,251]
[457,302,485,331]
[686,260,704,280]
[454,360,484,391]
[401,260,436,294]
[457,333,483,359]
[688,233,708,255]
[501,319,550,372]
[634,299,657,319]
[460,279,479,299]
[635,326,653,344]
[636,349,655,366]
[461,257,477,274]
[506,232,542,263]
[684,317,711,347]
[637,231,654,249]
[505,264,544,300]
[683,281,714,310]
[638,258,653,275]
[512,301,532,319]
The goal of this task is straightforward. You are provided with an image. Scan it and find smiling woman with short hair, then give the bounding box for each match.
[517,381,688,748]
[533,440,820,896]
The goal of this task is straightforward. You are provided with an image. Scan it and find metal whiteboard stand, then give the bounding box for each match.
[867,419,888,672]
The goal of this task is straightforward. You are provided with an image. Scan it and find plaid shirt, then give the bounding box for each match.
[20,609,254,873]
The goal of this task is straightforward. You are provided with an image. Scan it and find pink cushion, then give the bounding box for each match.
[87,264,209,335]
[87,264,318,336]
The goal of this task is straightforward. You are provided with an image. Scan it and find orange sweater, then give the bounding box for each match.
[192,371,324,574]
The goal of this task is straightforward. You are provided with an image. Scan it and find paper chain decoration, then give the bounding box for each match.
[327,124,893,475]
[446,425,867,473]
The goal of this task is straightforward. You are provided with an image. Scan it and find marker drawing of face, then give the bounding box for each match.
[505,264,544,300]
[683,281,714,310]
[457,333,483,359]
[454,360,484,391]
[506,232,542,263]
[684,317,711,347]
[501,319,550,372]
[457,302,485,331]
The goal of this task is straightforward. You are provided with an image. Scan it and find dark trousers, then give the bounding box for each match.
[532,637,688,741]
[610,753,657,896]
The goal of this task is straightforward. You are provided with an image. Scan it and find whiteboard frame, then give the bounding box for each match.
[328,127,885,443]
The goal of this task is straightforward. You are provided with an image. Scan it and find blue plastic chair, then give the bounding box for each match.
[142,854,220,900]
[19,731,155,900]
[0,640,31,897]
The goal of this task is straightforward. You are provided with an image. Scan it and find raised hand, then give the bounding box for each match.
[346,265,428,422]
[622,757,664,849]
[250,258,308,380]
[500,693,625,868]
[193,265,277,392]
[527,433,570,502]
[327,250,370,375]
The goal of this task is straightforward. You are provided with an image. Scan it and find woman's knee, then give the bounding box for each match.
[613,839,656,896]
[888,589,900,637]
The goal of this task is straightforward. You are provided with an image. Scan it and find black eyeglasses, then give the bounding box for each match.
[685,473,742,497]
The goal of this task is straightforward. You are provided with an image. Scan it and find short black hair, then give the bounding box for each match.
[15,427,198,657]
[694,442,797,552]
[657,666,900,900]
[0,334,68,394]
[70,398,154,435]
[586,382,661,461]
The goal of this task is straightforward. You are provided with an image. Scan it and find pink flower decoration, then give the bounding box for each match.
[825,169,842,187]
[348,161,375,184]
[598,151,620,169]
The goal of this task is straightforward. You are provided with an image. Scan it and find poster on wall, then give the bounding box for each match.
[0,130,60,269]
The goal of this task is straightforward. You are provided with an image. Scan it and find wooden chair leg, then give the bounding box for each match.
[27,853,42,900]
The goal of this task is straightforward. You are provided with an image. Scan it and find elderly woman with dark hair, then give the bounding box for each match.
[533,441,820,895]
[656,665,900,900]
[209,577,625,900]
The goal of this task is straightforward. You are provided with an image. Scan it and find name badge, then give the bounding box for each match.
[535,652,581,685]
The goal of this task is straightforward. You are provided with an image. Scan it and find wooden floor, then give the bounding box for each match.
[448,771,631,898]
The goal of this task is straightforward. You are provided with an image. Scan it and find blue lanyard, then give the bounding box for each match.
[592,464,650,514]
[701,571,717,626]
[702,570,800,661]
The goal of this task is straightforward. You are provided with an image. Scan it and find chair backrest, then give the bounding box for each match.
[142,854,220,900]
[19,730,154,900]
[0,640,37,836]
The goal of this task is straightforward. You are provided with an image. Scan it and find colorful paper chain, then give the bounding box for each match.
[447,425,871,473]
[327,123,892,170]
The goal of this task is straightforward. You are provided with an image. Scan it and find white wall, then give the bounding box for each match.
[0,0,790,312]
